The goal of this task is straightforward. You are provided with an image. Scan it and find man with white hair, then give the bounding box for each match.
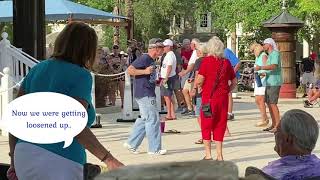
[261,109,320,179]
[179,38,200,115]
[255,38,282,133]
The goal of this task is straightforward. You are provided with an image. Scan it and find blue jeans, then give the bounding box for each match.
[127,96,161,152]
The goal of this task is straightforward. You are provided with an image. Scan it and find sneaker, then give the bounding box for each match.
[302,94,308,98]
[180,108,189,114]
[188,111,196,117]
[182,110,194,116]
[176,107,184,113]
[227,113,235,120]
[304,100,313,108]
[123,142,140,154]
[148,149,167,155]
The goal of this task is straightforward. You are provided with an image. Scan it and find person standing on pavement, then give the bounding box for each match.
[160,39,177,120]
[124,38,167,155]
[250,43,269,127]
[224,48,241,120]
[255,38,282,133]
[179,38,200,116]
[190,43,207,144]
[172,42,186,112]
[196,36,237,161]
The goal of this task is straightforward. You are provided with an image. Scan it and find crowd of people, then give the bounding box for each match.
[6,22,320,180]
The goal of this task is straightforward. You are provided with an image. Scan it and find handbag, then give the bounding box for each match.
[202,59,224,118]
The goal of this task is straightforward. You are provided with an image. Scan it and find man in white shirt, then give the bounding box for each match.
[160,39,177,120]
[178,38,200,115]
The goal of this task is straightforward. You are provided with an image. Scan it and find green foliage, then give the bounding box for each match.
[75,0,115,12]
[0,23,13,42]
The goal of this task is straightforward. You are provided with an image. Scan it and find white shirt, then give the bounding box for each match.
[188,50,198,65]
[160,51,176,78]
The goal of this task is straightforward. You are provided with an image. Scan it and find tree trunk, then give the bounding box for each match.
[125,0,134,40]
[113,1,120,46]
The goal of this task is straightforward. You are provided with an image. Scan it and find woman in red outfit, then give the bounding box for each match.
[195,36,237,161]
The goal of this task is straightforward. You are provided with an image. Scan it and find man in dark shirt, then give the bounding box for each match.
[300,56,315,97]
[124,38,167,155]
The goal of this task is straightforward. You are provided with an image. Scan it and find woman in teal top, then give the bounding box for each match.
[7,22,123,180]
[251,43,269,127]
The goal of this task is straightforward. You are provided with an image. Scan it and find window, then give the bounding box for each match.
[200,14,208,27]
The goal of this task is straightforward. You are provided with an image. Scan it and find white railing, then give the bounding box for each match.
[0,32,38,83]
[0,32,38,136]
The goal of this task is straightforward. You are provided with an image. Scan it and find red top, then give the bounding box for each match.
[198,56,236,101]
[181,49,193,69]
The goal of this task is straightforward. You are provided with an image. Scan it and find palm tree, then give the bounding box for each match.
[125,0,133,40]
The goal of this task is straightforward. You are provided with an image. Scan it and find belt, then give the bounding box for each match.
[305,71,312,73]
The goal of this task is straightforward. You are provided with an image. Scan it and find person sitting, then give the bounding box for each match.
[261,109,320,180]
[304,75,320,108]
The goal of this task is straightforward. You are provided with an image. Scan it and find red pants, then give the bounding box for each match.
[200,95,228,142]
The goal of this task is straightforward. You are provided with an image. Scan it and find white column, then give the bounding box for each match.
[121,70,134,120]
[226,32,232,50]
[0,32,14,77]
[1,67,13,136]
[303,39,309,58]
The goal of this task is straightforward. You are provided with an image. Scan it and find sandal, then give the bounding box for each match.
[263,126,274,132]
[164,117,174,121]
[255,119,269,127]
[195,139,203,144]
[269,127,277,133]
[164,129,181,134]
[202,157,213,160]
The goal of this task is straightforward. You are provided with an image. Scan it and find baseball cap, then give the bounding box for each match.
[163,39,173,47]
[263,38,278,51]
[148,38,163,48]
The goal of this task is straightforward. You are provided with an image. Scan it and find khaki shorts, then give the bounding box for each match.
[183,81,194,91]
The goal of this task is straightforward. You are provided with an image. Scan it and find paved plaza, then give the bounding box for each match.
[1,93,319,177]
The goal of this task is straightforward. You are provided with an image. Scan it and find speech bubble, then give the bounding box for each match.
[0,92,88,148]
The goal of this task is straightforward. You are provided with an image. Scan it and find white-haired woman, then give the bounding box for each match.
[190,43,207,144]
[195,36,237,160]
[250,43,269,127]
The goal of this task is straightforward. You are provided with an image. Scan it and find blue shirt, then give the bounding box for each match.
[131,54,156,98]
[19,59,96,165]
[224,48,240,78]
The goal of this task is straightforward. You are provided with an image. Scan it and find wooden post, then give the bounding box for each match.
[271,29,297,98]
[13,0,45,60]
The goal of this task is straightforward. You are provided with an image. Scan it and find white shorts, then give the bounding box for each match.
[254,83,266,96]
[302,72,315,85]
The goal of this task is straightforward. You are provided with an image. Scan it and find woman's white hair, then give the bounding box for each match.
[206,36,224,58]
[281,109,319,152]
[197,43,207,54]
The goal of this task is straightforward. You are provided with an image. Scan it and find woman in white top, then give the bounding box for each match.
[250,43,269,127]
